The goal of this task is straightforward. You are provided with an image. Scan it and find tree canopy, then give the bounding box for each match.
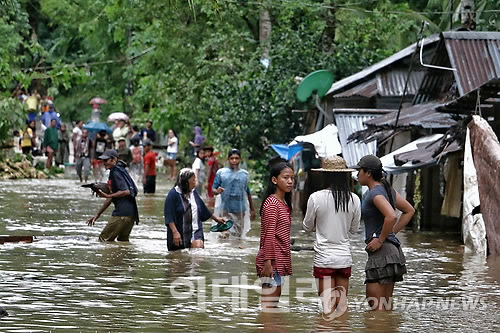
[1,0,499,157]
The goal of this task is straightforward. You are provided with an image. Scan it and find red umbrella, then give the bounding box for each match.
[89,97,108,105]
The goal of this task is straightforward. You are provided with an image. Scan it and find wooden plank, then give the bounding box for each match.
[0,236,34,244]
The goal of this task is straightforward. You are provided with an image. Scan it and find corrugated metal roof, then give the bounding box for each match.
[414,31,500,104]
[413,39,455,104]
[334,78,377,98]
[334,70,427,98]
[364,102,456,128]
[443,31,500,97]
[334,113,378,167]
[332,108,393,114]
[437,78,500,113]
[377,70,426,96]
[326,35,440,96]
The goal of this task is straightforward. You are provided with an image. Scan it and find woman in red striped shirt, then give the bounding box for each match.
[256,162,294,310]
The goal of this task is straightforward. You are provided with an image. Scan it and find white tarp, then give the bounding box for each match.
[462,128,487,255]
[380,134,443,173]
[290,124,342,158]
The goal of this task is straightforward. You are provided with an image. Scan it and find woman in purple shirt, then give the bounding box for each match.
[189,126,206,157]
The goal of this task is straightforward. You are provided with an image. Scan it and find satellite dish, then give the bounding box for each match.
[296,70,334,102]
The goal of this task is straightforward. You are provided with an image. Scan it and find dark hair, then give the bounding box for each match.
[321,172,353,212]
[169,129,177,137]
[176,169,195,195]
[228,148,241,158]
[260,162,293,216]
[130,137,140,146]
[132,125,139,132]
[362,167,395,208]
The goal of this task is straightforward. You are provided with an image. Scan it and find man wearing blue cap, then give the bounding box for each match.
[87,149,139,241]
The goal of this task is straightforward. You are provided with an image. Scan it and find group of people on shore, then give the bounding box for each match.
[13,95,69,169]
[72,119,160,195]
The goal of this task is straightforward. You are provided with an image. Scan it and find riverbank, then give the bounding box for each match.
[0,150,63,180]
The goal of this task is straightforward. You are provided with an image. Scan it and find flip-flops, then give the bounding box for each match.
[210,220,233,232]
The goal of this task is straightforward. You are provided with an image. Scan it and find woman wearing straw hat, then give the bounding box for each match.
[302,156,361,315]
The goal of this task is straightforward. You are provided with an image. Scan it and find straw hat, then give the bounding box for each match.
[311,156,355,172]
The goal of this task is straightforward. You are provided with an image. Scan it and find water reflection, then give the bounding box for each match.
[0,177,499,332]
[257,311,290,332]
[142,195,156,216]
[361,310,403,333]
[486,256,500,283]
[99,243,136,267]
[313,312,352,333]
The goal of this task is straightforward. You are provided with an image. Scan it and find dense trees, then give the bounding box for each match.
[1,0,498,158]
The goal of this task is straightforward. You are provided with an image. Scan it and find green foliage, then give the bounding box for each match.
[0,97,27,144]
[2,0,499,163]
[418,0,500,31]
[48,166,64,175]
[0,0,31,90]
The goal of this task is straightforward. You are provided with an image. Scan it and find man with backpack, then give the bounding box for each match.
[87,149,139,241]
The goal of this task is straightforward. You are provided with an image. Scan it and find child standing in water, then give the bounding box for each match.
[256,162,294,310]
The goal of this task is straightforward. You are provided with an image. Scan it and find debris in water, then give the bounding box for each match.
[0,306,8,318]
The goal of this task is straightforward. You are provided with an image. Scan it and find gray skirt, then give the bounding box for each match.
[365,241,407,284]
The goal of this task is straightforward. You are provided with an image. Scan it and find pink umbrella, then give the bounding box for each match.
[107,112,129,122]
[89,97,108,105]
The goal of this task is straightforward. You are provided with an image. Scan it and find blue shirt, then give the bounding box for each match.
[361,185,400,246]
[212,167,250,214]
[41,111,61,129]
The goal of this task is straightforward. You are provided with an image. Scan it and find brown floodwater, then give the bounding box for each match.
[0,176,499,332]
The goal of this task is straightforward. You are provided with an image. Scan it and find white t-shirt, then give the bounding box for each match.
[302,189,361,268]
[72,127,82,143]
[192,157,205,184]
[174,186,199,238]
[167,136,178,153]
[113,126,129,145]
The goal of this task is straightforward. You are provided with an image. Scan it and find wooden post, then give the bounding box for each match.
[461,0,476,30]
[0,236,34,244]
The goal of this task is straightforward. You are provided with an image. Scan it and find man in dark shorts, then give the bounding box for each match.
[87,149,139,241]
[143,139,156,194]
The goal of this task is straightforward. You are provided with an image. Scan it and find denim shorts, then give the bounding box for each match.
[167,152,176,160]
[261,269,283,288]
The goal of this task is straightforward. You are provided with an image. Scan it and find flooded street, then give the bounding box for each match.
[1,176,500,332]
